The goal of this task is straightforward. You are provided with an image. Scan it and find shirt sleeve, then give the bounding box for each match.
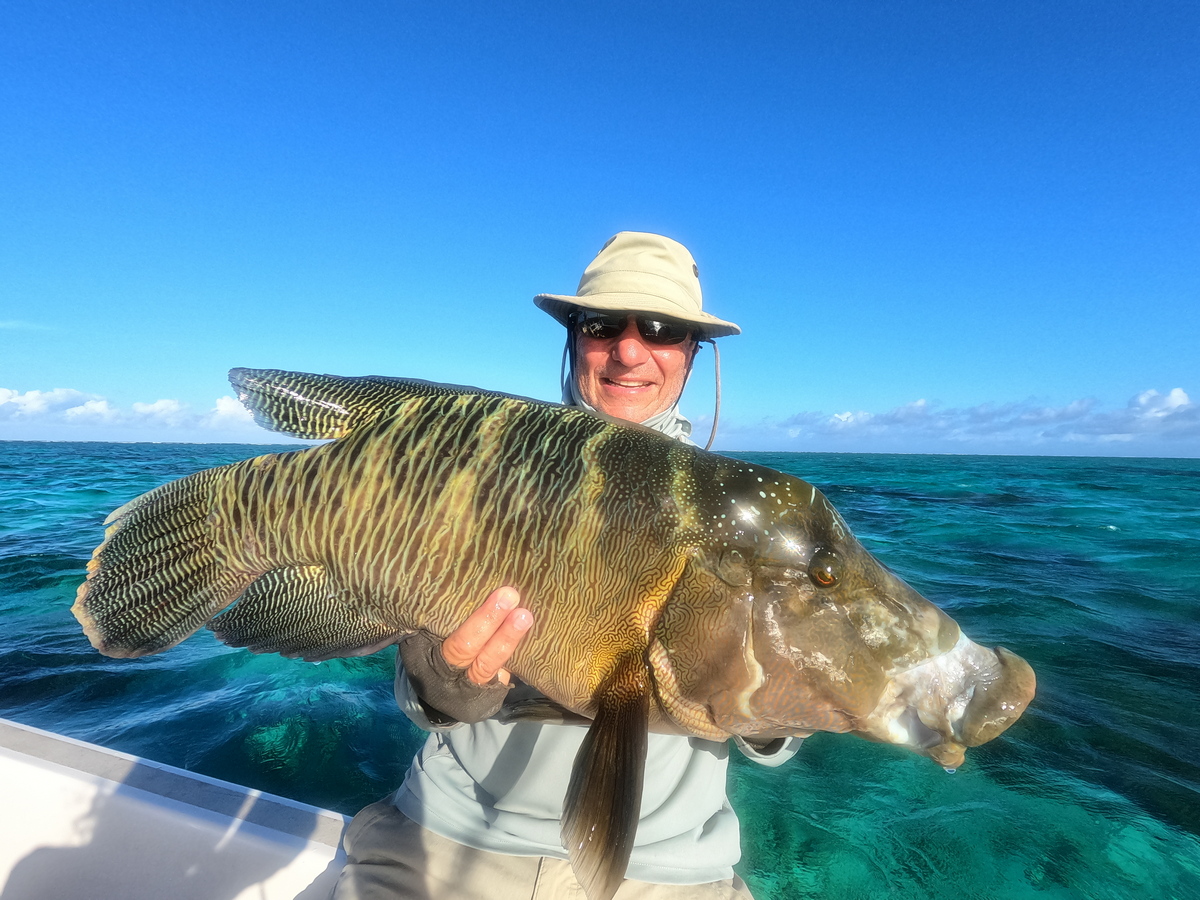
[731,735,804,767]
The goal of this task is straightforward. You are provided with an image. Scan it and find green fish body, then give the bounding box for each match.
[74,369,1036,900]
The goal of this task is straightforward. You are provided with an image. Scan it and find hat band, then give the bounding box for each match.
[577,268,700,307]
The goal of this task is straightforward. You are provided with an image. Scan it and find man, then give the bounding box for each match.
[333,232,801,899]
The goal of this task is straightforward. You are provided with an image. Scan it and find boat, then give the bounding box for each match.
[0,717,347,899]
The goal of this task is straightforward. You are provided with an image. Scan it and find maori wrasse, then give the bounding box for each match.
[73,369,1036,900]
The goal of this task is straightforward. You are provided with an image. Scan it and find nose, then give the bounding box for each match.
[612,318,651,367]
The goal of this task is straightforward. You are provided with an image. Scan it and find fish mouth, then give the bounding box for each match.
[893,706,945,750]
[862,635,1036,768]
[890,706,972,769]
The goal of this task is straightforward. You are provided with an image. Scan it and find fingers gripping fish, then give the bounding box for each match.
[73,369,1036,900]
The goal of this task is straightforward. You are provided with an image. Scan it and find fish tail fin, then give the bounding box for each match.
[72,464,253,658]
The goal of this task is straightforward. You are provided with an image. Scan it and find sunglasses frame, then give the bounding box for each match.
[572,311,694,346]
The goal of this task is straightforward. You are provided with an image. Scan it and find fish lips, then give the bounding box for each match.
[921,646,1036,769]
[957,645,1037,747]
[865,636,1036,769]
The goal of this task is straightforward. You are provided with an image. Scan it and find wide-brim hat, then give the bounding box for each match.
[534,231,741,339]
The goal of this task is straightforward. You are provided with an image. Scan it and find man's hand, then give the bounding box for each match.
[398,588,534,726]
[441,586,534,686]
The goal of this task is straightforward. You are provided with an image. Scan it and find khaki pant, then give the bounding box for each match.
[331,799,756,900]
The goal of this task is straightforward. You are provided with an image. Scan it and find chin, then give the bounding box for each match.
[585,382,669,422]
[613,404,669,424]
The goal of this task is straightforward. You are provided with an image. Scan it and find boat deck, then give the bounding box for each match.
[0,717,347,899]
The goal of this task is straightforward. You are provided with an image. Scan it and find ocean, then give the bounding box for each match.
[1,441,1198,899]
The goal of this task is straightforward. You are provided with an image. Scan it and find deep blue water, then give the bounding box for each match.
[1,442,1198,899]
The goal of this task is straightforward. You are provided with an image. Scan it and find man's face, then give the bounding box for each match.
[575,314,697,423]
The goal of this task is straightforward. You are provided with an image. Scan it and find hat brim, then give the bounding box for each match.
[533,293,741,339]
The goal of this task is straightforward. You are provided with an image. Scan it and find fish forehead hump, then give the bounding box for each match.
[687,458,953,654]
[687,457,849,563]
[655,456,961,739]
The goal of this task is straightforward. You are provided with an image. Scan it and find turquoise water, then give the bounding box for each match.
[1,442,1198,898]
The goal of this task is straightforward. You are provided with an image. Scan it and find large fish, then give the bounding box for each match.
[73,369,1035,900]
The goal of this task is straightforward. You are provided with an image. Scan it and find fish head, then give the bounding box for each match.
[653,462,1035,768]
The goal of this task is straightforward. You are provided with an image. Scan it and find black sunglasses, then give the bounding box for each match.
[573,311,693,345]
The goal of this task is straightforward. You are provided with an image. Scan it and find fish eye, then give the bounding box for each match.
[808,548,840,587]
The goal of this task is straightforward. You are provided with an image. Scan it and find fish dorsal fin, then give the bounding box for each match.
[562,654,651,900]
[228,368,526,440]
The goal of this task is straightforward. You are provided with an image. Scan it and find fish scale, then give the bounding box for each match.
[72,368,1036,900]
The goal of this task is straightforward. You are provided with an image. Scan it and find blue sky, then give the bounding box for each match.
[2,1,1197,455]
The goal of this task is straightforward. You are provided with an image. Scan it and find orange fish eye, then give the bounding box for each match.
[808,549,839,587]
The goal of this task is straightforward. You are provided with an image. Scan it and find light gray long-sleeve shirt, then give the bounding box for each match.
[393,672,800,884]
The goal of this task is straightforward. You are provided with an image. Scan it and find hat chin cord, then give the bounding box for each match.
[702,339,721,451]
[558,324,723,451]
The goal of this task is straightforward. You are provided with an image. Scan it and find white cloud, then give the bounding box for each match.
[1132,388,1189,416]
[0,388,301,443]
[208,395,256,424]
[708,388,1199,456]
[132,398,185,416]
[0,387,96,415]
[130,398,190,427]
[63,399,120,422]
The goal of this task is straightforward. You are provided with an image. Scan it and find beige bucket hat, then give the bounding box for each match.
[534,232,741,339]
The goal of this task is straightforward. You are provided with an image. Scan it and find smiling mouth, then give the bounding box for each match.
[602,378,657,390]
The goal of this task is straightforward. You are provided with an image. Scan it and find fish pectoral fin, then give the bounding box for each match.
[562,654,651,900]
[228,368,521,439]
[207,564,397,662]
[496,698,593,726]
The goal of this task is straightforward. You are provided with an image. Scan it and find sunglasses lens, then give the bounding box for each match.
[577,314,625,340]
[576,313,692,345]
[637,320,691,344]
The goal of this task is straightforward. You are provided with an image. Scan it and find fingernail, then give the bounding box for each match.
[512,609,533,631]
[497,589,519,610]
